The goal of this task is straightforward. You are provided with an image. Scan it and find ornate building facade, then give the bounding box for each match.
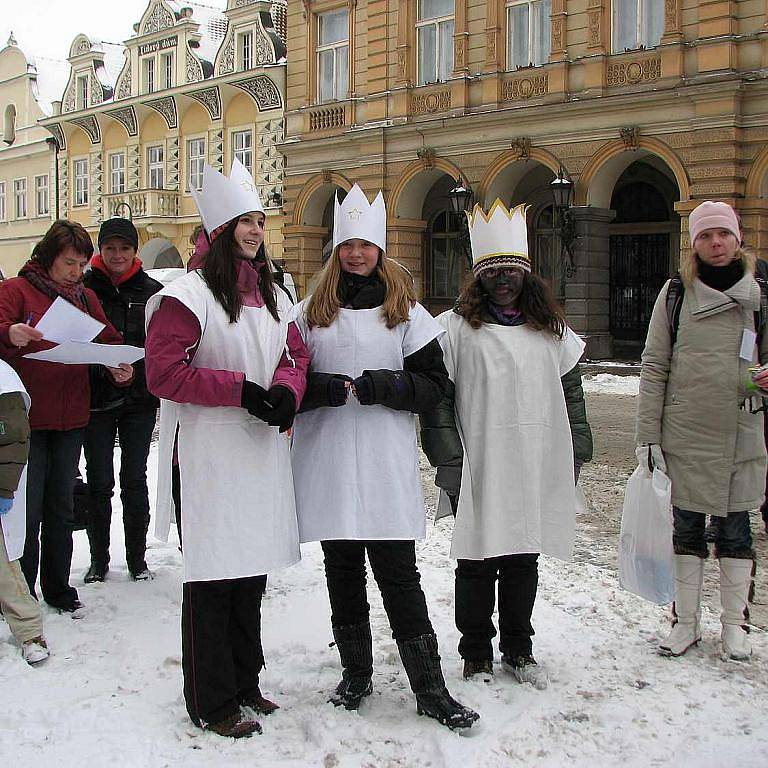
[282,0,768,357]
[38,0,288,266]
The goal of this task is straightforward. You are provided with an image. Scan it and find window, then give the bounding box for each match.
[187,138,206,192]
[162,53,174,89]
[0,182,6,221]
[14,178,27,218]
[416,0,454,86]
[612,0,664,52]
[143,57,155,94]
[35,175,49,217]
[76,75,89,110]
[428,210,464,299]
[147,146,164,189]
[3,104,16,145]
[73,160,88,206]
[232,130,253,176]
[239,31,253,70]
[110,153,126,194]
[507,0,551,68]
[317,9,349,102]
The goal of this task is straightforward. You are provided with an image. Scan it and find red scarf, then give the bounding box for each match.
[91,253,143,285]
[19,258,88,310]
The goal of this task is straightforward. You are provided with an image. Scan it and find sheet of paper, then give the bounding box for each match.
[740,328,757,361]
[34,296,105,344]
[23,341,145,367]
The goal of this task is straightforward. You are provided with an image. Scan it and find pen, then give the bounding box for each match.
[25,313,33,325]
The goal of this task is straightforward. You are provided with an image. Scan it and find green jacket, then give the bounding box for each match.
[0,391,30,498]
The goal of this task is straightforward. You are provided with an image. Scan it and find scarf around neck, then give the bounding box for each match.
[19,258,88,310]
[696,257,744,293]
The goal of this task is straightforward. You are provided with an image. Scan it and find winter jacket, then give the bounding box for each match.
[0,391,30,498]
[84,262,163,411]
[0,276,124,431]
[636,272,768,516]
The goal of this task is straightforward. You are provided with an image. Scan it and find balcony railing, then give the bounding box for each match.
[104,189,180,219]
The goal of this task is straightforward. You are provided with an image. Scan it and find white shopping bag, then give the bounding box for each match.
[618,463,675,604]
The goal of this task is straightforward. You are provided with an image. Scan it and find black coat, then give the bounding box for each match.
[84,265,163,412]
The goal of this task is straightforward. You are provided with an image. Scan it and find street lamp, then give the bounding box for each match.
[113,201,133,221]
[550,168,576,276]
[447,177,474,269]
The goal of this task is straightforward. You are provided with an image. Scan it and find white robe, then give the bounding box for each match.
[0,361,30,562]
[437,311,585,561]
[146,271,300,582]
[290,301,443,542]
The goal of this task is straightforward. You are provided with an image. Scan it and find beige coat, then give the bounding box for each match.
[636,273,768,517]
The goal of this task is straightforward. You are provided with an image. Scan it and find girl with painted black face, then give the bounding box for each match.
[145,160,310,738]
[290,184,479,730]
[421,201,592,687]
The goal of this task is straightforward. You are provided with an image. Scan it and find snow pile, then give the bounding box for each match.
[583,374,640,396]
[2,445,767,767]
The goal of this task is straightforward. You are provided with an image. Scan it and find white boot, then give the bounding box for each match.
[658,554,703,657]
[719,557,753,661]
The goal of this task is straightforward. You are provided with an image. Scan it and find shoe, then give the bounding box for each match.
[22,636,49,665]
[129,564,153,581]
[240,688,279,715]
[659,554,703,657]
[720,557,754,661]
[58,600,86,620]
[501,654,549,690]
[329,622,374,711]
[207,710,262,738]
[84,562,108,583]
[462,659,493,679]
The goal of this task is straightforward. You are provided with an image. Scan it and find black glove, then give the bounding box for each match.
[241,380,272,421]
[352,373,376,405]
[265,386,297,432]
[328,375,353,407]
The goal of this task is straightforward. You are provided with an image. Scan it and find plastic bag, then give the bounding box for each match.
[618,463,674,604]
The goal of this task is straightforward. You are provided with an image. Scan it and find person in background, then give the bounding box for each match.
[82,218,163,583]
[421,201,591,688]
[0,220,131,617]
[637,200,766,661]
[0,358,48,665]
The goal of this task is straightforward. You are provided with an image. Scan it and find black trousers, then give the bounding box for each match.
[455,553,539,661]
[21,428,84,609]
[321,540,433,640]
[84,407,156,570]
[182,575,267,726]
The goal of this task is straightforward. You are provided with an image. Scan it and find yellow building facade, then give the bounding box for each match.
[40,0,288,266]
[282,0,768,357]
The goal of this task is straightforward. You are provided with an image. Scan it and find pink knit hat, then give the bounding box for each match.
[689,201,740,245]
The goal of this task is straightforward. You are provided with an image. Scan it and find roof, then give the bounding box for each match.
[26,54,70,116]
[167,0,228,66]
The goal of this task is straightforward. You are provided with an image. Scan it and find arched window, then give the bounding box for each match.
[3,104,16,146]
[426,209,465,306]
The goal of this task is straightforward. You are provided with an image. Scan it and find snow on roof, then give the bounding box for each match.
[168,1,229,66]
[27,54,70,116]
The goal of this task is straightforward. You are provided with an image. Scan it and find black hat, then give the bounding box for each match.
[98,218,139,250]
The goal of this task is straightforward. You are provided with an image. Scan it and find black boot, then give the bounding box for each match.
[397,634,479,730]
[84,561,109,583]
[329,621,373,710]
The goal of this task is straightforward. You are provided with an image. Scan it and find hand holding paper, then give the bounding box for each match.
[34,297,105,343]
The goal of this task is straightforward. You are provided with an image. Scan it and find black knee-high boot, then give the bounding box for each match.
[329,621,374,710]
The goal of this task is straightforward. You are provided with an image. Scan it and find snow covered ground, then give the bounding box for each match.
[583,374,640,397]
[3,439,768,767]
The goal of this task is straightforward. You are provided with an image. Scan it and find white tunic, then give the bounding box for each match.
[146,271,300,582]
[0,361,30,562]
[291,301,443,542]
[437,310,585,561]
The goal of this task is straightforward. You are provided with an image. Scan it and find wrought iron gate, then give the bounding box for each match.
[610,233,670,341]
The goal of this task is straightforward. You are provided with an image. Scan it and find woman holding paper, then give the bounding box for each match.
[0,220,129,616]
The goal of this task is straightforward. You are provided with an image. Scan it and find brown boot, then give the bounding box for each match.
[240,688,280,715]
[207,710,262,738]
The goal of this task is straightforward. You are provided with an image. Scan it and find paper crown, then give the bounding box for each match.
[333,184,387,254]
[467,200,531,275]
[190,158,265,236]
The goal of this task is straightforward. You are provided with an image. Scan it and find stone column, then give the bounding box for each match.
[282,224,328,298]
[388,219,427,297]
[565,206,615,359]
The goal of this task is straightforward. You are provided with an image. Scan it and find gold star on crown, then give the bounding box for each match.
[241,181,256,192]
[347,208,363,220]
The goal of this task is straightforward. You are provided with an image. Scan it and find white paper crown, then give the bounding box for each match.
[333,184,387,253]
[190,158,265,235]
[467,200,531,274]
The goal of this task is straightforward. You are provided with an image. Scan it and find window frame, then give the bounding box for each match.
[109,152,126,195]
[316,8,350,103]
[506,0,552,70]
[73,159,89,207]
[0,181,5,222]
[143,57,156,94]
[231,128,254,177]
[34,174,49,217]
[76,74,89,110]
[13,178,27,219]
[611,0,664,53]
[161,52,174,90]
[186,136,207,194]
[147,145,164,190]
[415,0,455,86]
[239,31,254,71]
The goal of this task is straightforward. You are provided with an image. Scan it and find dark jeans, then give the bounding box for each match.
[673,507,753,558]
[455,553,539,661]
[83,406,156,570]
[21,428,84,609]
[182,575,267,727]
[761,411,768,526]
[321,540,434,641]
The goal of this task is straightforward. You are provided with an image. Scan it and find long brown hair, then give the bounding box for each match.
[201,217,279,323]
[305,247,416,328]
[455,270,566,337]
[30,219,94,270]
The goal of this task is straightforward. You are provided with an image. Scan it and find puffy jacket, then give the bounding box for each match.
[84,263,163,411]
[0,277,124,431]
[0,391,30,498]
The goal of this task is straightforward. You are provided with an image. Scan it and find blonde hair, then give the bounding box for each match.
[680,245,755,287]
[305,247,417,329]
